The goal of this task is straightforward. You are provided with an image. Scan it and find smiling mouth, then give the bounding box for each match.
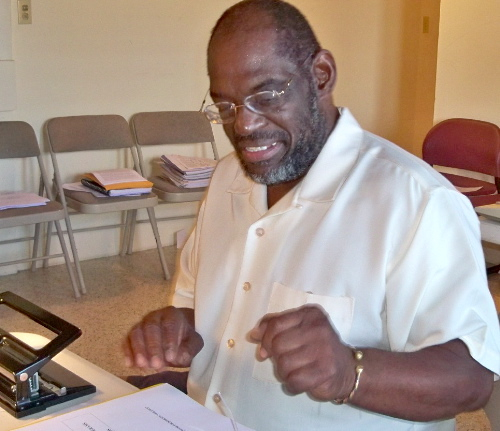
[245,142,278,152]
[240,141,284,165]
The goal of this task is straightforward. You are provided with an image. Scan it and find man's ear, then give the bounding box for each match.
[312,49,336,96]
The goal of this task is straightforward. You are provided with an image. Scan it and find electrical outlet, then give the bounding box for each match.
[18,0,32,25]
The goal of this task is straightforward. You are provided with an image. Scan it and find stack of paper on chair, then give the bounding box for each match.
[0,192,49,210]
[160,154,217,188]
[80,168,153,196]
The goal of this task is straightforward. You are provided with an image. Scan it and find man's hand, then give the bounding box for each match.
[249,305,355,401]
[250,305,494,420]
[123,306,203,369]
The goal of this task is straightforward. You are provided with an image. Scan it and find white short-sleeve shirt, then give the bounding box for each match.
[172,108,500,431]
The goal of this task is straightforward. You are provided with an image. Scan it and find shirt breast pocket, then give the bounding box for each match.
[252,282,354,383]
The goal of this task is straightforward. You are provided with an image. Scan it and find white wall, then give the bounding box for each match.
[1,0,237,274]
[0,0,438,274]
[434,0,500,265]
[434,0,500,125]
[0,0,16,111]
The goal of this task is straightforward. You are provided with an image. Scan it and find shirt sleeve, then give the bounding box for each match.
[170,201,207,309]
[386,187,500,375]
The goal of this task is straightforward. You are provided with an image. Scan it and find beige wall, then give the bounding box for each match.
[295,0,439,156]
[434,0,500,126]
[0,0,440,273]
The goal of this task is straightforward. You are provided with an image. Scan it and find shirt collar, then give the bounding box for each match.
[296,107,363,203]
[226,107,363,205]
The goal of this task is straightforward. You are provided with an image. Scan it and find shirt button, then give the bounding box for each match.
[227,339,235,348]
[256,227,265,236]
[243,282,251,291]
[295,203,303,209]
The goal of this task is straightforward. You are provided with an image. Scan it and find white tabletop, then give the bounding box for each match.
[0,333,138,431]
[479,214,500,245]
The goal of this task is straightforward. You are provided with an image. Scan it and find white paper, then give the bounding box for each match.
[14,384,254,431]
[162,154,217,173]
[0,192,49,210]
[91,168,148,186]
[62,183,107,198]
[63,183,149,197]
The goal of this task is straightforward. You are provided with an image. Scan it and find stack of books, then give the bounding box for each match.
[81,169,153,196]
[160,155,217,188]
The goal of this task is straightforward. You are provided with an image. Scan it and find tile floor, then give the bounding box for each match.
[0,246,497,430]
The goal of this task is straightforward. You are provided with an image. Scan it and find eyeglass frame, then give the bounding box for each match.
[201,54,314,125]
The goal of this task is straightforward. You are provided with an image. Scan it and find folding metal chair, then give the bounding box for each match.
[0,121,80,297]
[129,111,218,252]
[130,110,219,204]
[45,115,169,293]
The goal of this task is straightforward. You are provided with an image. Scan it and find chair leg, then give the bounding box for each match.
[127,210,138,255]
[31,222,42,272]
[63,213,87,295]
[146,207,170,280]
[54,219,81,298]
[43,221,54,269]
[120,210,135,257]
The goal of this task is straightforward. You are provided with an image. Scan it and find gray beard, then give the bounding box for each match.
[239,91,328,186]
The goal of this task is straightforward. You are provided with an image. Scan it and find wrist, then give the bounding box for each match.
[333,349,364,405]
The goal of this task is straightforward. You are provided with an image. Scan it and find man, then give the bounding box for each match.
[124,1,500,429]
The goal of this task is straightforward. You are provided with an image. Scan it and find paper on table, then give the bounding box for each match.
[0,192,49,210]
[14,383,255,431]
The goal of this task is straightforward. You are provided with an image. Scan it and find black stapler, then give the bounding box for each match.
[0,291,96,418]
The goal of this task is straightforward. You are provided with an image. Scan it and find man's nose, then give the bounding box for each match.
[233,105,266,136]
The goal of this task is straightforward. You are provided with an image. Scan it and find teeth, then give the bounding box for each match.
[246,142,277,152]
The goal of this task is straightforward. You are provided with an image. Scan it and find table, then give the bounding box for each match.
[476,206,500,274]
[476,206,500,246]
[0,333,138,431]
[477,204,500,244]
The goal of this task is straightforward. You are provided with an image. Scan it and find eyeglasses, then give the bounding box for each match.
[201,54,314,125]
[202,77,294,125]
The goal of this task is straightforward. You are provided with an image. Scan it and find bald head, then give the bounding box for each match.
[209,0,321,69]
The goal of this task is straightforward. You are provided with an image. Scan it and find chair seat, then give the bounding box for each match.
[441,173,497,196]
[150,176,206,203]
[63,190,158,214]
[0,201,65,228]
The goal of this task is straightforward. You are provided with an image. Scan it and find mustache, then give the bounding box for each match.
[234,131,288,146]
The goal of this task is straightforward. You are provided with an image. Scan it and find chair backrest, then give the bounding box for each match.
[131,111,219,181]
[422,118,500,178]
[131,111,219,164]
[46,115,135,153]
[0,121,54,200]
[0,121,40,158]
